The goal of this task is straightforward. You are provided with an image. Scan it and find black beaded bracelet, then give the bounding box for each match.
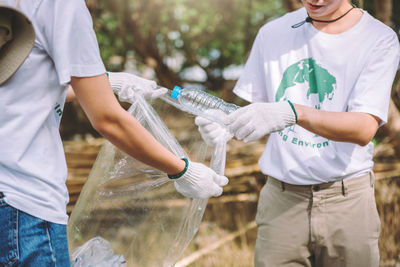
[168,158,189,179]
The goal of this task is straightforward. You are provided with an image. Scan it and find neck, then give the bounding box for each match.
[311,6,363,34]
[312,2,354,22]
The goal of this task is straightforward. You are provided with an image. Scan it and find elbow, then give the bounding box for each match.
[354,114,380,146]
[90,108,131,140]
[355,127,378,147]
[90,114,118,138]
[92,120,108,136]
[356,138,372,147]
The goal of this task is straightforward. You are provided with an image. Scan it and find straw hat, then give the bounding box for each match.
[0,1,35,85]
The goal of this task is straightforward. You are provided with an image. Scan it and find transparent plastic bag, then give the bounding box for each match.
[68,95,227,267]
[70,236,127,267]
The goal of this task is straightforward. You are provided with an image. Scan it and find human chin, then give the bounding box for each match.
[303,1,327,16]
[304,0,345,18]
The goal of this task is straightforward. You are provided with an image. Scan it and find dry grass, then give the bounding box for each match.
[178,222,256,267]
[176,177,400,267]
[375,177,400,266]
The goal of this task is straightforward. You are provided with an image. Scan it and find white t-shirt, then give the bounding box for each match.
[0,0,106,224]
[233,8,400,185]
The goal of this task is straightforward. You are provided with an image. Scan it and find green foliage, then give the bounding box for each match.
[90,0,285,88]
[371,137,378,147]
[89,0,400,90]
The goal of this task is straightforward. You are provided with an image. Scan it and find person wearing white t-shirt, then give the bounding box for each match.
[0,0,228,265]
[195,0,400,266]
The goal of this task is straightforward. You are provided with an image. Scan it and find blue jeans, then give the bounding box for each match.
[0,193,70,267]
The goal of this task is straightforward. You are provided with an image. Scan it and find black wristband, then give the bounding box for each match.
[287,100,298,123]
[168,158,189,179]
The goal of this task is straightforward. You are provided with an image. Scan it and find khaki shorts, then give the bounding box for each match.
[254,172,380,267]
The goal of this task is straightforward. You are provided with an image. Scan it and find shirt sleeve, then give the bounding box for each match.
[347,32,400,125]
[36,0,106,85]
[233,29,268,103]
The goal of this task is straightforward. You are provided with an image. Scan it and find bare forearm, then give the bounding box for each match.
[97,111,185,174]
[70,75,185,175]
[294,104,379,146]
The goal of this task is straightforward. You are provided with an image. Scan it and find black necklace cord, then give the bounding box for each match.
[292,5,356,28]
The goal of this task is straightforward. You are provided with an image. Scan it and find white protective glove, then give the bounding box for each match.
[107,72,167,103]
[171,159,229,199]
[226,101,297,143]
[194,116,233,147]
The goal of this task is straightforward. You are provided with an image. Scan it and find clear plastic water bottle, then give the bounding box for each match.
[71,237,126,267]
[160,86,239,125]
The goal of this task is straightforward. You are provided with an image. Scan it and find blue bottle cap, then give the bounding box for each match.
[171,86,182,99]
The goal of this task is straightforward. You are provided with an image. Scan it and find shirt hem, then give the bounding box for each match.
[3,194,68,225]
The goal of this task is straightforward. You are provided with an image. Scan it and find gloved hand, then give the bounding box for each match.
[226,101,297,143]
[107,72,167,103]
[171,159,229,199]
[194,116,233,147]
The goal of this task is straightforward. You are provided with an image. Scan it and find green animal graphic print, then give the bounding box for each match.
[275,58,336,103]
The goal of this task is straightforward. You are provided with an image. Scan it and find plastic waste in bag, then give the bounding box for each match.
[68,92,230,267]
[71,237,126,267]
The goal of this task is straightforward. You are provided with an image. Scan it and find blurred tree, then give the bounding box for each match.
[282,0,302,11]
[365,0,400,156]
[62,0,286,139]
[62,0,400,142]
[373,0,392,25]
[89,0,285,91]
